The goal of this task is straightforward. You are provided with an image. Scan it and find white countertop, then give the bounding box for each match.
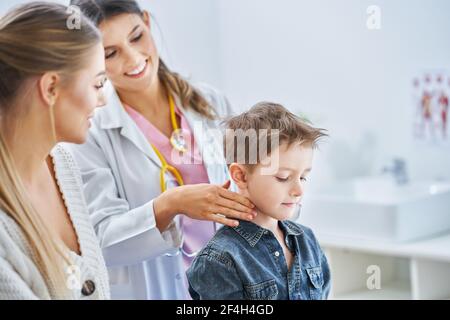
[316,232,450,262]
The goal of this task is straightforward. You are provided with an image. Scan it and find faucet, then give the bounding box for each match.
[382,158,409,185]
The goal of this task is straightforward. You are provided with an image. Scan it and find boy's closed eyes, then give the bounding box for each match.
[229,141,314,223]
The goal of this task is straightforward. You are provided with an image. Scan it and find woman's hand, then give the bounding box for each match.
[154,180,256,230]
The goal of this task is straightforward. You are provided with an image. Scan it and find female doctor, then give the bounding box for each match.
[68,0,256,299]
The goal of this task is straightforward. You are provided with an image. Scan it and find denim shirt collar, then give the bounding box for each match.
[233,220,304,247]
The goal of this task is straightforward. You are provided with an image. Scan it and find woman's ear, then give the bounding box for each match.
[141,10,151,29]
[229,163,249,191]
[38,72,60,107]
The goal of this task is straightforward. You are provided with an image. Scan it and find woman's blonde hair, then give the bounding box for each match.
[0,1,101,298]
[71,0,216,119]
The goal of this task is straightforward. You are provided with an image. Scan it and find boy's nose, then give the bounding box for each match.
[290,182,303,198]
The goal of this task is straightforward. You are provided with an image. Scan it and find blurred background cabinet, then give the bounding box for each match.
[319,233,450,299]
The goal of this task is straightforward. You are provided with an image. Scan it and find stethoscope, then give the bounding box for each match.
[152,94,186,193]
[137,94,217,258]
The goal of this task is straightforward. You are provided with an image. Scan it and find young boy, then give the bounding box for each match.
[186,102,331,300]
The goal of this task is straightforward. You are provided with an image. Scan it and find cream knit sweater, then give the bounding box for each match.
[0,145,110,300]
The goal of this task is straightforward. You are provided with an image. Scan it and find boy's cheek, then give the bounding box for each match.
[251,181,274,199]
[252,187,281,210]
[248,176,284,207]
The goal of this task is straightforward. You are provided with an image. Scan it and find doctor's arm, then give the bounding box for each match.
[67,133,255,267]
[66,135,181,267]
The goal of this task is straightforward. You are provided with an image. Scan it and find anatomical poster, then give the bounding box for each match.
[412,72,449,145]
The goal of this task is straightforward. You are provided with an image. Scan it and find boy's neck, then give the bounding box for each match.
[251,209,280,234]
[235,187,281,234]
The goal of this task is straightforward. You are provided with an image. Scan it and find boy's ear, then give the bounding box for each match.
[229,163,248,190]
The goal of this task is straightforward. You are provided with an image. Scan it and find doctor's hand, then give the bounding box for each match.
[154,180,257,230]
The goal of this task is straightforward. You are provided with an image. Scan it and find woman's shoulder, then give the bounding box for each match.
[0,210,17,251]
[193,82,223,99]
[0,209,27,250]
[51,143,76,165]
[0,209,36,269]
[51,143,80,176]
[192,82,234,118]
[51,144,83,186]
[0,209,52,299]
[49,144,91,221]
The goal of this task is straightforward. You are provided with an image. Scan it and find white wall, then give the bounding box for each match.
[216,0,450,188]
[139,0,221,88]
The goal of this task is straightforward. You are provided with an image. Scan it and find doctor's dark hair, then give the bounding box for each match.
[0,1,101,297]
[70,0,216,119]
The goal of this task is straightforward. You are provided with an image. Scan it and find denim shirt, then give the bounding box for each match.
[186,220,331,300]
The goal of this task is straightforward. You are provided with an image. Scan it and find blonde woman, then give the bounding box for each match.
[69,0,256,299]
[0,2,110,299]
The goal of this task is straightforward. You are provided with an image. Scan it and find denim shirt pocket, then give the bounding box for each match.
[306,266,324,299]
[244,279,278,300]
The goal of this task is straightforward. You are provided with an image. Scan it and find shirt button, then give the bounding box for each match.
[175,273,182,280]
[81,280,96,296]
[274,251,280,257]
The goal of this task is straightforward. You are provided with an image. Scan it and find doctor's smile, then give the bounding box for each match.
[124,59,148,78]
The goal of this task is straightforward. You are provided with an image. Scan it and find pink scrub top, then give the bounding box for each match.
[124,103,216,271]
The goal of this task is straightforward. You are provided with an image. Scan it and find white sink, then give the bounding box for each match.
[301,177,450,242]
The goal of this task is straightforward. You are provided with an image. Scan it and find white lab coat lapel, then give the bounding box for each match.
[98,86,163,170]
[175,96,229,186]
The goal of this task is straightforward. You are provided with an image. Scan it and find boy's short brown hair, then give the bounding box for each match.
[223,102,327,168]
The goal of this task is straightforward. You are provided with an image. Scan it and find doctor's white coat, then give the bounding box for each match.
[66,83,234,299]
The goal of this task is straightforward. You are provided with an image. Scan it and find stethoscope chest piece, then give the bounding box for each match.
[170,128,188,153]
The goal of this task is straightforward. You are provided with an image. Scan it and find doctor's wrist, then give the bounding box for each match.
[154,188,180,230]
